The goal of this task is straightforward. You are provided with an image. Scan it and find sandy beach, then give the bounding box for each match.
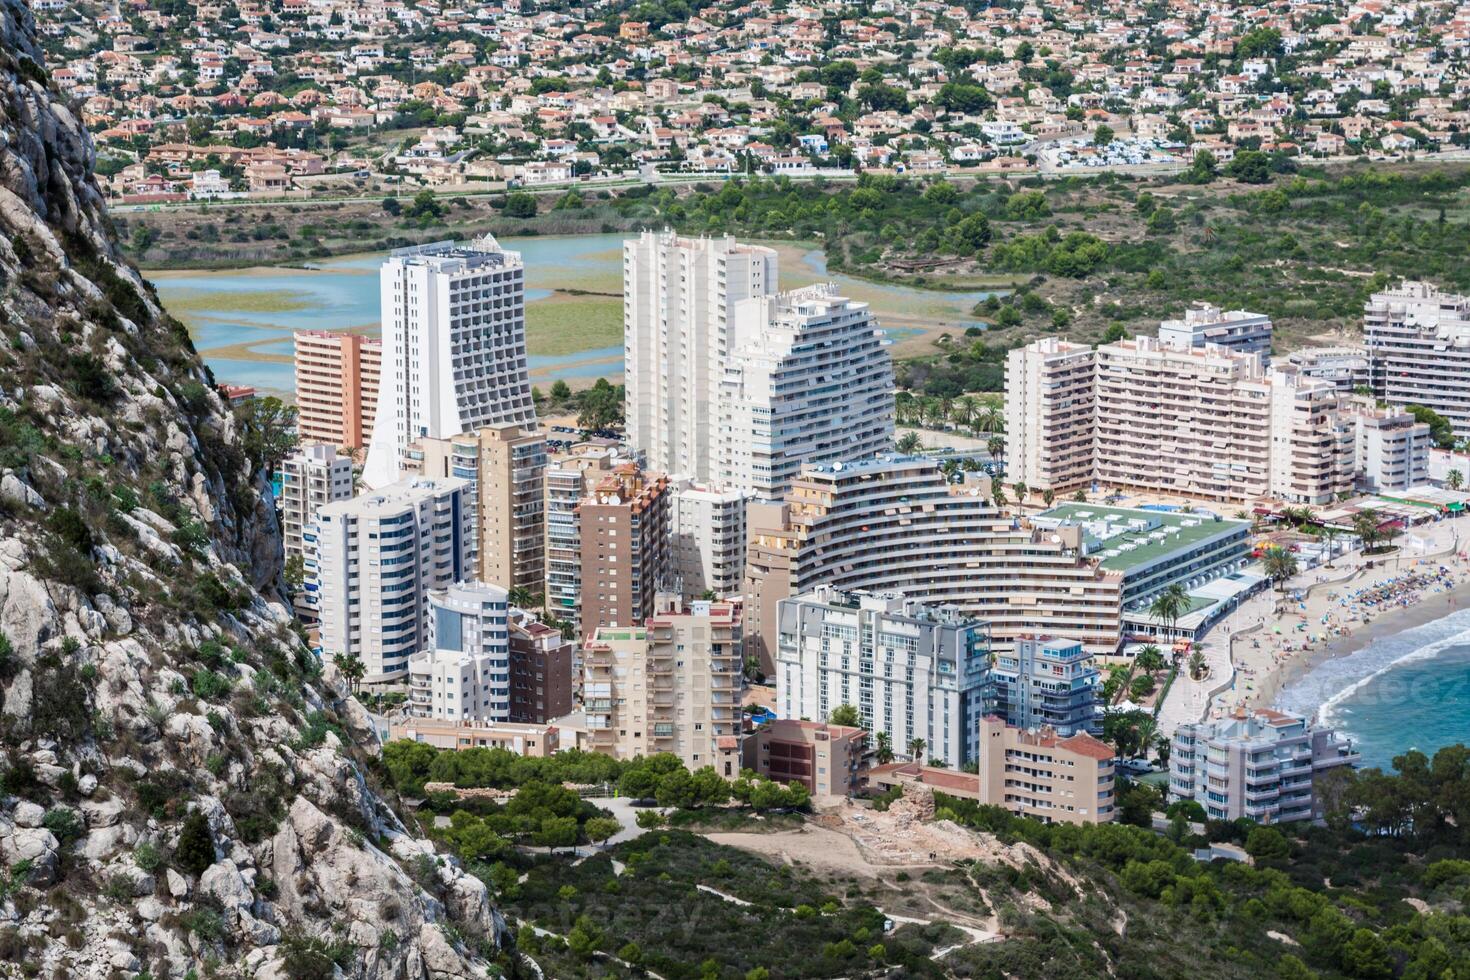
[1163,516,1470,730]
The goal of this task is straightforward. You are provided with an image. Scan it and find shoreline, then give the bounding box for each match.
[1252,576,1470,715]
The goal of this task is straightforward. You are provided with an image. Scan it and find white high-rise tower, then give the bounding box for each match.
[623,230,778,482]
[364,237,537,488]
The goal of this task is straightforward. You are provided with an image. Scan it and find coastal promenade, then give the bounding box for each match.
[1157,517,1466,737]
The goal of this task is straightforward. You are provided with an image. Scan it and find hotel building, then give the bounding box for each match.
[1365,281,1470,441]
[624,230,777,484]
[315,477,472,684]
[364,238,537,488]
[1169,708,1359,824]
[775,587,990,768]
[293,331,381,452]
[582,598,744,774]
[404,423,547,597]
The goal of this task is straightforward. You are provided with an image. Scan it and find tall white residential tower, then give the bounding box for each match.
[623,230,778,482]
[364,237,537,488]
[722,285,895,500]
[315,477,472,684]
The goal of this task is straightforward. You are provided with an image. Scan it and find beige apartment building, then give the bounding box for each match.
[294,330,381,452]
[1005,338,1096,494]
[743,719,868,797]
[582,598,744,775]
[1007,336,1355,504]
[577,463,671,638]
[404,423,548,596]
[870,715,1116,825]
[545,442,627,634]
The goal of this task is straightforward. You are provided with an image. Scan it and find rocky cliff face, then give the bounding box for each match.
[0,3,504,976]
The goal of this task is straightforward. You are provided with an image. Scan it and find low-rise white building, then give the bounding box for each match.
[408,582,512,723]
[1158,304,1273,360]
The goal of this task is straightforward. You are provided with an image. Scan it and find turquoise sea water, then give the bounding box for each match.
[1276,605,1470,770]
[149,233,994,396]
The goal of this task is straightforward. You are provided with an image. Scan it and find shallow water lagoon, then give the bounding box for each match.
[149,233,997,396]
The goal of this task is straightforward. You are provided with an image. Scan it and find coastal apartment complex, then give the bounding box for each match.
[1365,281,1470,441]
[624,231,777,484]
[721,284,895,499]
[1169,708,1360,824]
[1351,407,1432,493]
[364,237,537,488]
[775,587,991,768]
[582,599,744,774]
[623,233,893,500]
[870,716,1116,826]
[577,463,671,639]
[294,330,381,452]
[315,477,472,684]
[407,585,575,726]
[404,423,548,597]
[743,457,1127,671]
[279,444,354,621]
[988,636,1100,736]
[1006,336,1356,504]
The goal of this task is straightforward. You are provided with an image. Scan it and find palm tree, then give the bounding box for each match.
[954,395,977,430]
[1041,488,1055,509]
[990,477,1007,508]
[1353,508,1384,553]
[986,435,1005,461]
[1322,524,1339,567]
[1149,583,1188,643]
[874,731,894,765]
[509,585,536,609]
[1449,469,1465,491]
[975,404,1004,434]
[907,737,927,762]
[1188,649,1208,681]
[335,652,366,696]
[1261,545,1299,593]
[1134,644,1165,673]
[1012,481,1028,510]
[1073,489,1087,502]
[896,431,923,455]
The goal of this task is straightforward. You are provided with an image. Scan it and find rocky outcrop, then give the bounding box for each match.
[0,2,505,976]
